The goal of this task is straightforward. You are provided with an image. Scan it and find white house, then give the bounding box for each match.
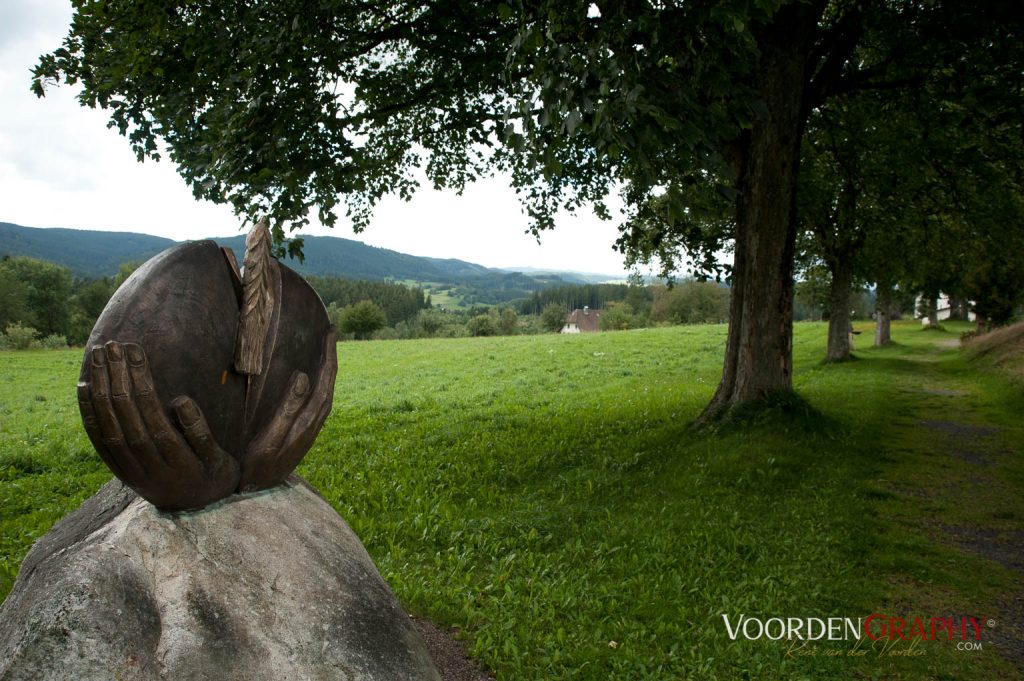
[916,294,975,324]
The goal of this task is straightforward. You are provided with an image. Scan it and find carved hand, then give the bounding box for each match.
[78,341,241,511]
[239,327,338,492]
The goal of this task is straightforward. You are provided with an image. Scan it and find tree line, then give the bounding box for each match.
[306,276,430,326]
[518,283,634,315]
[0,254,433,349]
[1,251,743,349]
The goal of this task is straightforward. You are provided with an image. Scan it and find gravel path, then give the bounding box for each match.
[901,353,1024,672]
[412,616,495,681]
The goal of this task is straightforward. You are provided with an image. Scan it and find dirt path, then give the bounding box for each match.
[881,339,1024,672]
[414,617,495,681]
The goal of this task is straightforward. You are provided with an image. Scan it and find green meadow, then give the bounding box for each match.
[1,321,1021,679]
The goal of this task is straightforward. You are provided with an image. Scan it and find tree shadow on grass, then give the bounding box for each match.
[692,389,843,437]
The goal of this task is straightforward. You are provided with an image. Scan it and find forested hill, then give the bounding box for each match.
[0,222,606,288]
[0,223,174,276]
[211,233,497,282]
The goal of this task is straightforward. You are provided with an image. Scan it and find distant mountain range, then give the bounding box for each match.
[0,222,619,302]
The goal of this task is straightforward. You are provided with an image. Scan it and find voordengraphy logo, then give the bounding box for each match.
[721,613,991,657]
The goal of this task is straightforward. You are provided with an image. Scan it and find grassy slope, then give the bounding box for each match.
[1,322,1021,679]
[963,321,1024,384]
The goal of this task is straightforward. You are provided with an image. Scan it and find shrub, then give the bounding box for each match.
[650,281,730,325]
[498,308,518,336]
[599,303,641,331]
[336,300,388,340]
[540,303,566,332]
[467,314,497,337]
[418,310,446,337]
[372,326,401,341]
[2,323,39,350]
[41,334,68,349]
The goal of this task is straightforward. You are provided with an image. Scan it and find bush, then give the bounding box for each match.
[467,314,498,337]
[650,281,730,325]
[372,326,401,341]
[540,303,567,332]
[498,308,518,336]
[334,300,388,340]
[40,334,68,349]
[2,323,39,350]
[599,303,643,331]
[516,314,547,335]
[418,310,447,337]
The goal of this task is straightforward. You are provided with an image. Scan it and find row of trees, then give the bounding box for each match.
[794,63,1024,361]
[331,280,733,342]
[35,1,1024,418]
[0,254,435,348]
[519,283,639,315]
[329,304,534,341]
[4,245,970,351]
[307,276,430,326]
[0,256,138,347]
[2,249,738,349]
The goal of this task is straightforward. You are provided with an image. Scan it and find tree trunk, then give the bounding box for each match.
[946,296,960,320]
[927,297,939,326]
[701,5,820,421]
[874,282,893,347]
[976,313,988,335]
[825,258,853,361]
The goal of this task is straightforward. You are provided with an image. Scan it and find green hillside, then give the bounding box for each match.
[0,222,173,276]
[0,222,598,306]
[210,233,499,283]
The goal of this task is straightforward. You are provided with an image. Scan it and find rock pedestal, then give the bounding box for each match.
[0,476,440,681]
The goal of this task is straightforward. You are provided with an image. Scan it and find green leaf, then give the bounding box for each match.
[565,110,582,135]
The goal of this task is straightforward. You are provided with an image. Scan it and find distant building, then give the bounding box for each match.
[916,294,975,324]
[561,306,602,333]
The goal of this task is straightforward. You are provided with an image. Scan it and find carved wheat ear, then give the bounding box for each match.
[234,218,275,376]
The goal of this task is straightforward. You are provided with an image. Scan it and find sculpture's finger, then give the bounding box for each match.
[78,380,126,479]
[239,328,336,492]
[104,341,166,472]
[123,342,190,465]
[171,396,233,474]
[322,326,338,376]
[284,396,334,466]
[88,346,147,480]
[284,328,337,448]
[251,370,310,457]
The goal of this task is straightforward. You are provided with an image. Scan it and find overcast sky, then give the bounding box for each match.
[0,1,630,277]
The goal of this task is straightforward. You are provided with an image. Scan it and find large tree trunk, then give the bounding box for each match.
[825,258,853,361]
[874,282,893,347]
[701,5,820,421]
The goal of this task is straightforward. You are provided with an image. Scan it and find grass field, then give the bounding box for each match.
[1,321,1021,679]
